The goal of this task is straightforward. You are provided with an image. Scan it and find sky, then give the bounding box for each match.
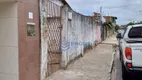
[66,0,142,25]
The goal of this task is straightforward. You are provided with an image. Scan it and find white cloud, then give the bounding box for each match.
[66,0,142,25]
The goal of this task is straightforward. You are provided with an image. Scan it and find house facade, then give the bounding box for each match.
[0,0,40,80]
[103,16,117,38]
[0,0,103,80]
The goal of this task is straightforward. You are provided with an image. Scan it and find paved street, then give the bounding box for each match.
[47,36,117,80]
[112,47,142,80]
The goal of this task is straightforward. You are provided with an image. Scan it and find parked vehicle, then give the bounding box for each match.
[117,24,142,77]
[116,29,125,45]
[116,29,125,36]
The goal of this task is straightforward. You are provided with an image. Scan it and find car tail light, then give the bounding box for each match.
[127,63,132,68]
[125,47,132,60]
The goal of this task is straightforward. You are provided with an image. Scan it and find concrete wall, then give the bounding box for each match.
[96,24,101,42]
[0,2,19,80]
[40,0,102,79]
[40,0,48,80]
[61,6,97,67]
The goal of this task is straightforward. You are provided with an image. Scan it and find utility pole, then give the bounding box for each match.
[100,6,102,23]
[100,6,103,40]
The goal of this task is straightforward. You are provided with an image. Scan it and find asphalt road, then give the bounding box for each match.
[112,47,142,80]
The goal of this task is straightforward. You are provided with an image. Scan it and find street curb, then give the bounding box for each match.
[108,45,117,80]
[109,52,115,73]
[108,51,115,80]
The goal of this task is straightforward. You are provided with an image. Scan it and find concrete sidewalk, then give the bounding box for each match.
[47,36,117,80]
[102,35,118,45]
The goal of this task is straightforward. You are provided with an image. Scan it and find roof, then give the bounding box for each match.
[94,12,101,17]
[60,0,72,9]
[103,16,117,20]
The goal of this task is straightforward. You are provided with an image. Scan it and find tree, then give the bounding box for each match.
[103,21,113,29]
[127,21,142,26]
[115,25,121,31]
[127,22,135,26]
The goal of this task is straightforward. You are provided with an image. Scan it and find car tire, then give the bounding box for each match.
[122,63,127,78]
[122,62,131,79]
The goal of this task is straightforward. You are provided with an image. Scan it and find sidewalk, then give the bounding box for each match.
[102,35,118,45]
[47,36,117,80]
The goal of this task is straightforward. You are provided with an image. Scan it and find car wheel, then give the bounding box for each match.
[122,63,127,77]
[122,63,131,79]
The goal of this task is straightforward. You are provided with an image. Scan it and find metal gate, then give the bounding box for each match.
[46,0,62,76]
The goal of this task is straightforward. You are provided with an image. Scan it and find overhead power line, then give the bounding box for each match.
[103,3,142,9]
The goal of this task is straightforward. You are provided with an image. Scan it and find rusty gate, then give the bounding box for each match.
[45,0,62,76]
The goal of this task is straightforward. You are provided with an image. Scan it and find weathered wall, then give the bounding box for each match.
[40,0,48,80]
[40,0,102,79]
[106,26,114,38]
[95,24,101,43]
[102,26,107,41]
[61,6,98,67]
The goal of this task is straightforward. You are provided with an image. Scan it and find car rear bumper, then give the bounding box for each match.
[127,67,142,72]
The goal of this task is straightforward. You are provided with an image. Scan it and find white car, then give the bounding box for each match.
[117,24,142,77]
[116,29,125,44]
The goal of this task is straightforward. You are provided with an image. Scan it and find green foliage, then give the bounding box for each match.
[115,25,121,31]
[127,21,142,26]
[103,21,113,29]
[127,22,135,26]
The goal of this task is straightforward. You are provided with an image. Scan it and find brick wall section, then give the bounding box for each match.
[18,0,40,80]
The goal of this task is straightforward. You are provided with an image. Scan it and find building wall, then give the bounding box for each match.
[40,0,64,79]
[39,0,48,79]
[96,25,101,42]
[61,6,97,67]
[0,2,19,80]
[50,0,63,6]
[40,0,102,79]
[18,0,40,80]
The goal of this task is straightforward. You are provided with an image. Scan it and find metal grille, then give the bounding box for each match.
[45,0,62,76]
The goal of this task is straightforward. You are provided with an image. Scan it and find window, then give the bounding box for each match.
[27,25,36,36]
[128,27,142,38]
[122,28,127,37]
